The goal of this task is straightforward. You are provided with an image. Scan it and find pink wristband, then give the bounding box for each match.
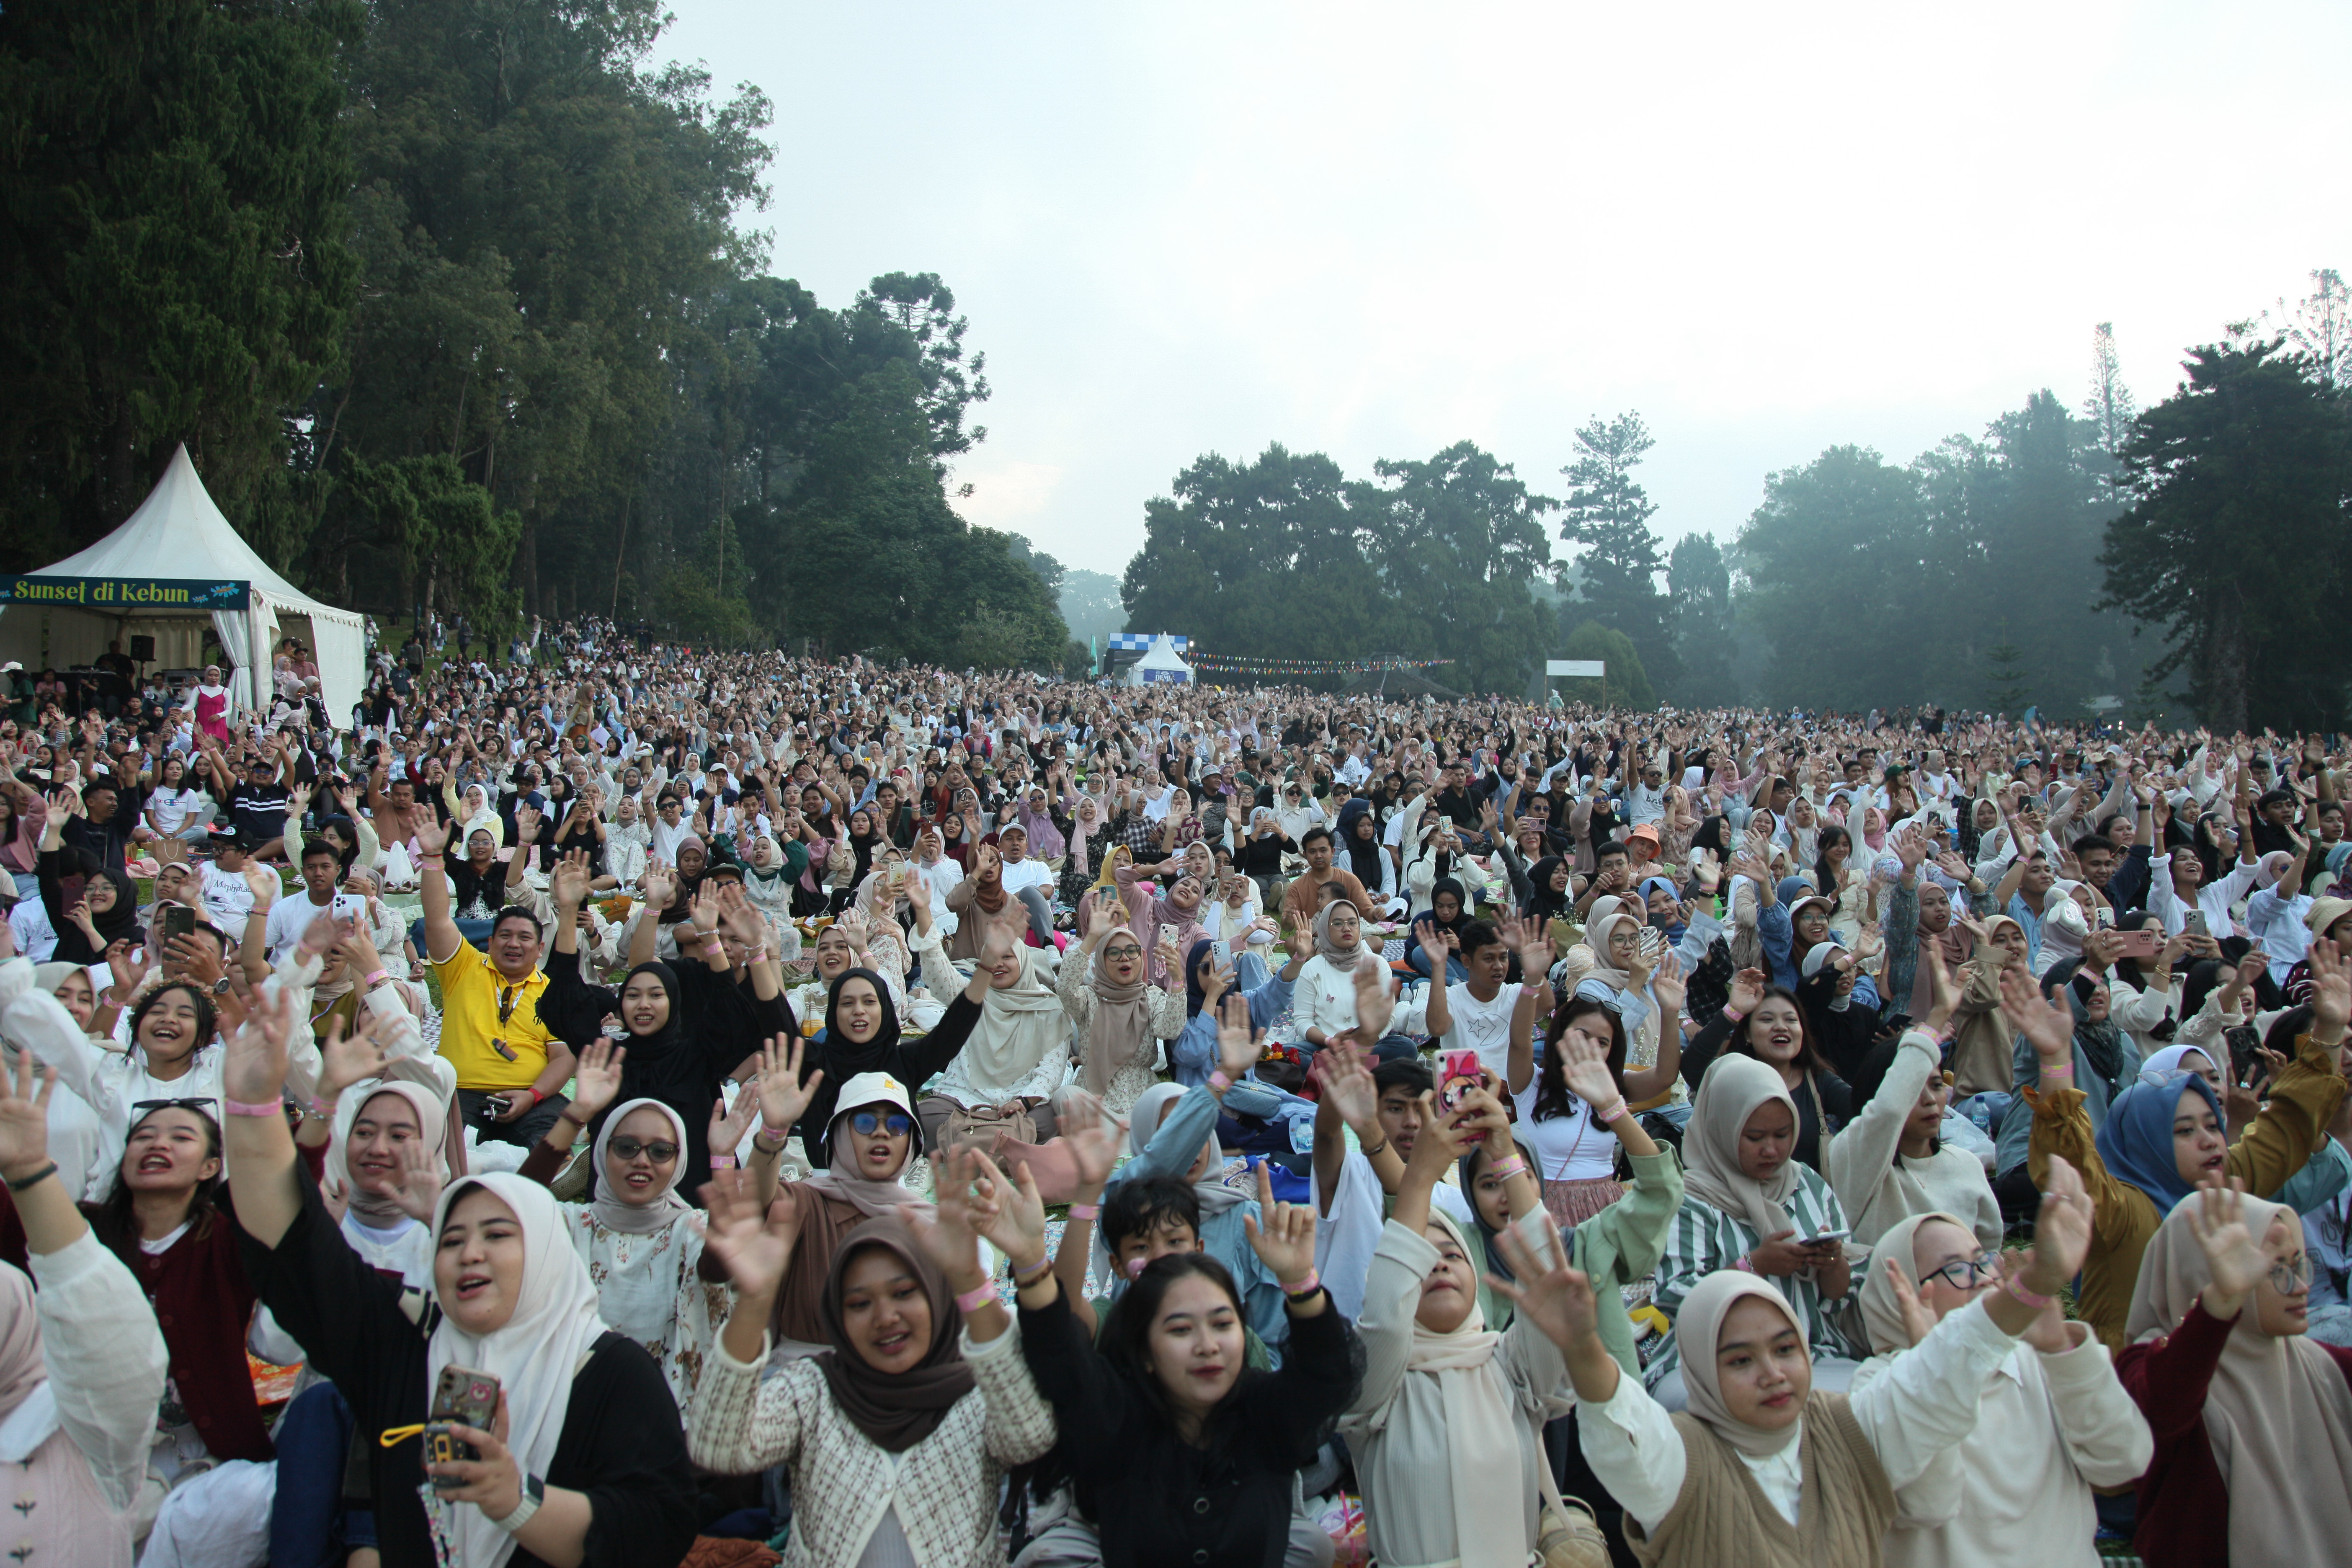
[1208,1070,1232,1091]
[2041,1063,2074,1079]
[2003,1276,2057,1310]
[1485,1157,1529,1183]
[953,1282,996,1314]
[1282,1270,1322,1300]
[1067,1202,1101,1221]
[1590,1099,1629,1125]
[223,1096,284,1119]
[709,1154,737,1170]
[1734,1254,1757,1273]
[1720,1007,1744,1024]
[362,969,389,990]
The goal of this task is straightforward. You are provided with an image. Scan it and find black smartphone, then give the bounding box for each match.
[159,903,196,946]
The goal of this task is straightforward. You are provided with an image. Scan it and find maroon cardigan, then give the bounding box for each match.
[0,1143,328,1467]
[2115,1295,2352,1568]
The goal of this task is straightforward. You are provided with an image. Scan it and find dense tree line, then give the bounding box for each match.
[0,0,1064,664]
[1121,282,2352,725]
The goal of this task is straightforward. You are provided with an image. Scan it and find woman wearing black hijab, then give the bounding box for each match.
[539,862,784,1200]
[792,922,1010,1167]
[36,820,142,966]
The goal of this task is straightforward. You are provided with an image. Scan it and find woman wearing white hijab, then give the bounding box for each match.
[1340,1072,1569,1568]
[917,923,1075,1149]
[2117,1179,2352,1568]
[219,990,697,1568]
[509,1040,801,1403]
[1519,1153,2097,1568]
[1850,1208,2151,1568]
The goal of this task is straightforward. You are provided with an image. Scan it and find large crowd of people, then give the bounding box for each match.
[1,619,2348,1568]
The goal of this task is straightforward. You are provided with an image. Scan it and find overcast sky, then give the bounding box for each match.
[658,0,2352,580]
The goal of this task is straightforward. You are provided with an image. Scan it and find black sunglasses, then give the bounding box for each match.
[606,1136,679,1164]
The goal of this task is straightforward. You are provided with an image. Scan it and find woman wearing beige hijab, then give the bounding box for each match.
[1650,1054,1861,1406]
[1850,1208,2151,1568]
[1057,905,1185,1117]
[1506,1154,2097,1568]
[2117,1179,2352,1568]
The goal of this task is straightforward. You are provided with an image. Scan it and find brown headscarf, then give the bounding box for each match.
[1907,909,1973,1020]
[2126,1193,2352,1561]
[815,1217,977,1453]
[1081,926,1155,1095]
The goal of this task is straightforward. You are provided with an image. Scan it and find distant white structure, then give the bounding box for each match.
[1124,633,1194,686]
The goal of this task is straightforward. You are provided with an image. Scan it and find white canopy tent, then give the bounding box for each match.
[1124,633,1195,686]
[0,445,366,725]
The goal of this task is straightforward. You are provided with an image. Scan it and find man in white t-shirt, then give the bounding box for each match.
[197,836,261,936]
[1439,918,1550,1080]
[263,840,346,962]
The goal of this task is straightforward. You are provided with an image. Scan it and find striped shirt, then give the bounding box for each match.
[1646,1162,1859,1386]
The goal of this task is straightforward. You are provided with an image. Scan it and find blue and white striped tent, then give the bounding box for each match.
[1120,633,1194,686]
[1106,632,1188,653]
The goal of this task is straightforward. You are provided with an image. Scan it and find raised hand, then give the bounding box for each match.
[1876,1254,1937,1349]
[2311,940,2352,1039]
[688,883,722,937]
[221,984,298,1107]
[1058,1089,1124,1190]
[969,1151,1051,1272]
[386,1136,444,1224]
[1727,966,1767,1018]
[408,807,450,858]
[2014,1153,2093,1297]
[1242,1162,1317,1288]
[1650,949,1687,1017]
[568,1038,628,1123]
[0,1052,55,1179]
[1351,954,1397,1042]
[1215,989,1263,1084]
[2181,1175,2270,1318]
[316,1011,393,1101]
[550,852,592,912]
[698,1168,799,1300]
[1484,1224,1593,1354]
[907,1147,995,1280]
[709,1083,762,1158]
[752,1035,821,1133]
[1998,965,2076,1068]
[1556,1026,1622,1111]
[1314,1034,1380,1133]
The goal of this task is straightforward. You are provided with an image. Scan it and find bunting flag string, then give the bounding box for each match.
[1184,652,1456,675]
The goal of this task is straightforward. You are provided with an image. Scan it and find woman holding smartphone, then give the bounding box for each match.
[222,988,697,1568]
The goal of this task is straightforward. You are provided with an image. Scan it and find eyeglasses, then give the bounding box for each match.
[848,1110,913,1137]
[1918,1257,1999,1291]
[607,1137,679,1164]
[1103,944,1144,960]
[2270,1252,2313,1295]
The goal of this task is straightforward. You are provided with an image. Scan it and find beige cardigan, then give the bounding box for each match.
[689,1323,1056,1567]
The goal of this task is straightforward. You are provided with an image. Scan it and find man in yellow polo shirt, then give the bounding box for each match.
[409,807,576,1147]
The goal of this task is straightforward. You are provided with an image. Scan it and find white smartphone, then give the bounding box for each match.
[1801,1228,1852,1248]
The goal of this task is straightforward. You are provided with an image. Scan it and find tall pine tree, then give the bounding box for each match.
[1558,412,1679,695]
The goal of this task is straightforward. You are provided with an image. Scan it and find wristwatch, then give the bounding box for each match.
[209,975,233,997]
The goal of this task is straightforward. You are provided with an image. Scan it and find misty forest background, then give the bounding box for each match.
[5,2,2351,735]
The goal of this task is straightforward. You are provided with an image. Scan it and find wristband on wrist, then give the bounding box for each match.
[753,1125,791,1152]
[1208,1070,1232,1091]
[1067,1202,1101,1221]
[1589,1098,1629,1125]
[1720,1007,1744,1024]
[362,968,389,989]
[709,1153,737,1170]
[2041,1062,2074,1078]
[1012,1256,1055,1289]
[489,1476,544,1533]
[3,1162,56,1194]
[1358,1136,1388,1158]
[2002,1276,2058,1310]
[1734,1254,1757,1273]
[953,1281,997,1313]
[1282,1270,1322,1302]
[223,1096,284,1118]
[1485,1156,1529,1183]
